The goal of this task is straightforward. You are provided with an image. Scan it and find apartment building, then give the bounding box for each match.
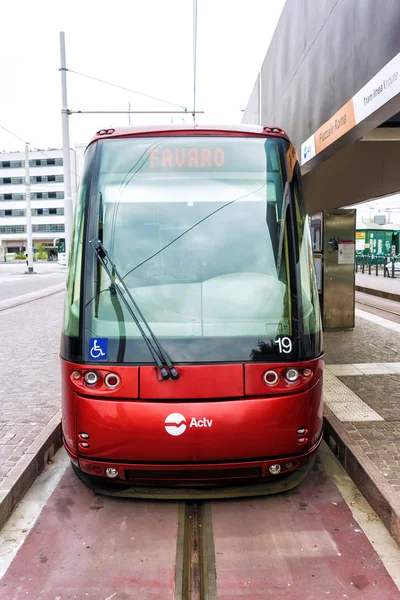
[0,148,78,257]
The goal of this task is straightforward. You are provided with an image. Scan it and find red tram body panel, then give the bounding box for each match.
[61,358,323,486]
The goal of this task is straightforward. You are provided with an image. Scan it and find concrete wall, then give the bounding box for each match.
[303,140,400,214]
[243,0,400,151]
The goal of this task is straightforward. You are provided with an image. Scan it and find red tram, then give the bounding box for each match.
[61,125,323,496]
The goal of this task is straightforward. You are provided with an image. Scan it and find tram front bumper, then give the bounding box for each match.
[64,430,322,496]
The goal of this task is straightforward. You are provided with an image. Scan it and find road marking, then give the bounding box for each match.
[0,449,69,579]
[323,370,383,421]
[321,442,400,590]
[0,278,25,284]
[356,307,400,333]
[326,362,400,376]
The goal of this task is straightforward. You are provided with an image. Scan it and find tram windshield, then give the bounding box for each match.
[64,135,321,363]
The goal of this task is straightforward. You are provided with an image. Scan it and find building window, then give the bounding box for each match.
[0,160,23,168]
[48,192,56,199]
[0,223,65,234]
[0,177,24,185]
[0,225,26,234]
[55,175,64,183]
[47,159,56,166]
[0,209,25,217]
[4,194,12,200]
[37,209,43,215]
[55,158,63,166]
[47,175,56,182]
[49,208,57,215]
[36,192,43,199]
[32,224,65,233]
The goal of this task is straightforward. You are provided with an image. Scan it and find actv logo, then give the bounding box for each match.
[164,413,213,436]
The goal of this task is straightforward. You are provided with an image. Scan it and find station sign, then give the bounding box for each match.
[301,51,400,166]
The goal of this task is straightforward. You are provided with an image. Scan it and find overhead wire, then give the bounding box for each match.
[192,0,198,123]
[66,68,188,111]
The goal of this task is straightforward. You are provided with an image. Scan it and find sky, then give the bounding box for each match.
[1,0,398,221]
[347,194,400,227]
[0,0,285,152]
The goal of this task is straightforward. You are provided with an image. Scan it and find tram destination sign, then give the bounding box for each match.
[149,147,226,170]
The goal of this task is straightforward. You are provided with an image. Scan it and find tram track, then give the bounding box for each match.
[356,299,400,318]
[2,447,400,598]
[175,502,217,600]
[355,291,400,323]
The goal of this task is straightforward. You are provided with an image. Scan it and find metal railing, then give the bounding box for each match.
[355,254,398,277]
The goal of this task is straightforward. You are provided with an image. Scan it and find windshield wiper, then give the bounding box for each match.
[90,239,179,381]
[276,182,291,277]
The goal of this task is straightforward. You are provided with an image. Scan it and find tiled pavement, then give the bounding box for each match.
[324,309,400,497]
[324,315,400,364]
[0,293,63,484]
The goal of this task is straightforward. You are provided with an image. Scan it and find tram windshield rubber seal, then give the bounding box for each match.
[89,238,179,381]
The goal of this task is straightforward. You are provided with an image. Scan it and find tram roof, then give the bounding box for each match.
[87,124,291,147]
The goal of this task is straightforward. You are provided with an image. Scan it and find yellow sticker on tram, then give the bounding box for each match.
[285,144,298,182]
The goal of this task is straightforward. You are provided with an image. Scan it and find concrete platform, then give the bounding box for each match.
[356,272,400,302]
[323,308,400,544]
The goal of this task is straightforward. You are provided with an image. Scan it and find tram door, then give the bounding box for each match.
[311,209,356,331]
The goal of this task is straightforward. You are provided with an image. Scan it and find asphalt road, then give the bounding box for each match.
[0,262,66,302]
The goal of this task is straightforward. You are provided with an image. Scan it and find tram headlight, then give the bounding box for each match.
[285,368,299,383]
[105,467,119,479]
[84,371,99,385]
[302,368,313,378]
[105,373,120,389]
[269,464,282,475]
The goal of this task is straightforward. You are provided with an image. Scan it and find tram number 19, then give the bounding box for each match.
[274,337,292,354]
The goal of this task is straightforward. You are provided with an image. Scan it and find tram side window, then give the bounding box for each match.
[64,144,95,337]
[293,177,322,335]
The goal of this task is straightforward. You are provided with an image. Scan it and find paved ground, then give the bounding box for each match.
[324,314,400,364]
[324,306,400,497]
[355,291,400,323]
[335,373,400,493]
[356,272,400,296]
[0,263,66,302]
[0,293,63,483]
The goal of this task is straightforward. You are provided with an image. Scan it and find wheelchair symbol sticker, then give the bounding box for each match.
[89,338,108,361]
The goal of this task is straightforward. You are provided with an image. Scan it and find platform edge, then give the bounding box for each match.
[323,407,400,545]
[0,411,62,530]
[355,284,400,304]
